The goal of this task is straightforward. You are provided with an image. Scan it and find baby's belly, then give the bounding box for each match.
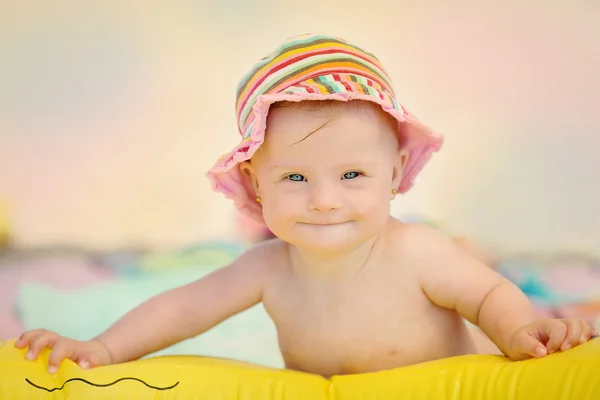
[276,310,477,377]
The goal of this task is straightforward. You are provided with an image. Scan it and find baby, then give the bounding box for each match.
[16,33,596,378]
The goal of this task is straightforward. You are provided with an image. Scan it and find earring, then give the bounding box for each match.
[391,189,398,195]
[256,196,262,203]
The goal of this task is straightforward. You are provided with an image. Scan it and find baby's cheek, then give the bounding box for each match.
[262,197,300,226]
[353,193,390,217]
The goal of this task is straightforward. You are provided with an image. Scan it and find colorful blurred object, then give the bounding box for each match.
[498,255,600,329]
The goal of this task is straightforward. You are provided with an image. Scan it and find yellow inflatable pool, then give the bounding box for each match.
[1,338,599,399]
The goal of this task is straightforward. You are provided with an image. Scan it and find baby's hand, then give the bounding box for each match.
[15,329,112,373]
[505,318,597,361]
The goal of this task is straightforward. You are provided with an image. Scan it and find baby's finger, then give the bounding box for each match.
[560,318,582,351]
[47,340,74,374]
[26,332,58,361]
[15,329,44,348]
[546,321,567,354]
[579,321,595,343]
[77,352,102,370]
[512,333,547,359]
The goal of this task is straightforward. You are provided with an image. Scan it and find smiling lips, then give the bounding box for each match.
[302,221,349,226]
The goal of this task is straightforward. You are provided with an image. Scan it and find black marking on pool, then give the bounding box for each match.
[25,376,179,392]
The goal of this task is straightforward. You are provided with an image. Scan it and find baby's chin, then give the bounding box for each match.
[295,220,355,234]
[288,222,369,250]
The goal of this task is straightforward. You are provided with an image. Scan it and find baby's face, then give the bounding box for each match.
[245,101,406,254]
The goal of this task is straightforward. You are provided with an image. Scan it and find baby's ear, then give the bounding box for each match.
[391,149,409,190]
[239,161,260,195]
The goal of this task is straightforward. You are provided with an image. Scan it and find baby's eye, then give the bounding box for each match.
[342,171,362,180]
[286,173,306,182]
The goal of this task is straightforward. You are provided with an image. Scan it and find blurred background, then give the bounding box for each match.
[1,1,598,367]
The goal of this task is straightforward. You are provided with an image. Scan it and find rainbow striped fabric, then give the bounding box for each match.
[235,33,399,138]
[207,33,444,224]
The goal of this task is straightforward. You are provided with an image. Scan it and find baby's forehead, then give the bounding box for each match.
[262,100,398,147]
[253,103,398,168]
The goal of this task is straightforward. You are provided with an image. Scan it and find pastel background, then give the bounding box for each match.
[1,1,599,359]
[2,0,598,254]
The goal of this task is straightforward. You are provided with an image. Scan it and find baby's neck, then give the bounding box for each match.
[286,235,384,281]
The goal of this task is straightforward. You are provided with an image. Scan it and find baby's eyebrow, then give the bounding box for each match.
[267,165,304,172]
[267,160,379,172]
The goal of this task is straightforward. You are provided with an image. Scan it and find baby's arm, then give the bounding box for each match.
[416,226,595,359]
[97,245,269,364]
[17,243,271,370]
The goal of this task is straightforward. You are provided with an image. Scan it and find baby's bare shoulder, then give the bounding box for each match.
[387,220,459,270]
[235,238,289,274]
[388,220,450,253]
[212,239,289,297]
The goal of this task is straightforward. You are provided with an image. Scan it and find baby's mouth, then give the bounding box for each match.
[302,221,349,226]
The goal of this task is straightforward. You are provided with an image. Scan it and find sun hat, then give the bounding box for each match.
[206,33,444,224]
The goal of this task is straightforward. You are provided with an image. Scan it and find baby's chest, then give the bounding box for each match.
[265,282,450,373]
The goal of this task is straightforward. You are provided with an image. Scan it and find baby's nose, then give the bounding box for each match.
[308,183,342,212]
